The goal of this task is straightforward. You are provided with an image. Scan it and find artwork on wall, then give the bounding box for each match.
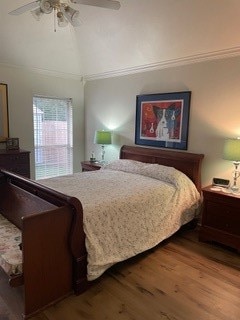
[0,83,9,142]
[135,91,191,150]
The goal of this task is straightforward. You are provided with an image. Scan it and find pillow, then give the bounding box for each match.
[102,159,188,188]
[139,163,183,187]
[103,159,144,174]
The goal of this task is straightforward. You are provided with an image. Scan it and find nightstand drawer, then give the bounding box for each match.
[205,201,240,235]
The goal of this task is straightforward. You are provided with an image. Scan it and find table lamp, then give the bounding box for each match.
[223,138,240,191]
[94,130,112,163]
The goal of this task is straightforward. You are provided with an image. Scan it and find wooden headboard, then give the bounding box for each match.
[120,145,204,193]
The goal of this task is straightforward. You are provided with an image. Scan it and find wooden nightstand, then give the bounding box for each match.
[199,186,240,250]
[81,161,102,172]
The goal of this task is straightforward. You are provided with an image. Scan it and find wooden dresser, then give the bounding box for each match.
[0,149,30,178]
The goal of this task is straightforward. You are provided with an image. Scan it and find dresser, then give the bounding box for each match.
[199,186,240,251]
[0,149,30,178]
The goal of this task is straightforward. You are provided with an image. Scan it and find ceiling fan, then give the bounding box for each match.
[9,0,121,30]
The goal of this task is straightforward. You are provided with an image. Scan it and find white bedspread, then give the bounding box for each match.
[39,160,201,280]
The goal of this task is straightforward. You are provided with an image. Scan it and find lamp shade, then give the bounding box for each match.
[223,138,240,161]
[94,130,112,145]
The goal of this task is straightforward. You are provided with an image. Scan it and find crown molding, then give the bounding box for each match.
[0,62,83,81]
[83,46,240,81]
[29,66,83,81]
[1,46,240,82]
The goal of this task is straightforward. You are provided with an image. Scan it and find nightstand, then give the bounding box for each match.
[81,161,102,172]
[199,186,240,250]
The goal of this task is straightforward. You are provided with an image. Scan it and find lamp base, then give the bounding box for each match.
[231,162,240,193]
[100,145,106,164]
[231,185,239,193]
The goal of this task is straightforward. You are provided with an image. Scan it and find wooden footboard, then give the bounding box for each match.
[0,169,88,319]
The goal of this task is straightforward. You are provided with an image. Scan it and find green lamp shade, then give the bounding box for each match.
[223,138,240,161]
[94,130,112,145]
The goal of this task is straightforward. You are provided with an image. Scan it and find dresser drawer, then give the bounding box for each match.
[1,163,29,174]
[0,150,30,178]
[205,201,240,235]
[0,153,29,165]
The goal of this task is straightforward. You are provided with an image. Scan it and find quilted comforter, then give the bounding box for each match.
[40,160,201,280]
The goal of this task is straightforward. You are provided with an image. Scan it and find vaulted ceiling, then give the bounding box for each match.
[1,0,240,80]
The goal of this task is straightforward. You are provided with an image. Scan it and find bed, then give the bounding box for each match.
[0,144,204,318]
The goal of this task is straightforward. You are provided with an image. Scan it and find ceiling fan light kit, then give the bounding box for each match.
[57,10,68,27]
[63,5,80,26]
[40,0,53,14]
[9,0,121,31]
[31,7,44,20]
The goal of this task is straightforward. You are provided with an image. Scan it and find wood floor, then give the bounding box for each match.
[1,228,239,320]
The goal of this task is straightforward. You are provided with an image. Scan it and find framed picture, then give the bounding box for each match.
[135,91,191,150]
[0,83,9,142]
[6,138,19,150]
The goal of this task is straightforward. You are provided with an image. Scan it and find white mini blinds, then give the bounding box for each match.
[33,96,73,180]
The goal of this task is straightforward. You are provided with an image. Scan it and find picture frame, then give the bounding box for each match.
[135,91,191,150]
[0,83,9,142]
[6,138,19,150]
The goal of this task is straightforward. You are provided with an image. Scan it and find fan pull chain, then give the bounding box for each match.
[54,7,57,32]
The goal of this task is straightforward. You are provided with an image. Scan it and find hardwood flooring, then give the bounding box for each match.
[0,228,239,320]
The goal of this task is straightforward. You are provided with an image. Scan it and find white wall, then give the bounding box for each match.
[84,55,240,187]
[0,64,84,178]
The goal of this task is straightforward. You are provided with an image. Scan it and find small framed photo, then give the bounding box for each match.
[6,138,19,150]
[135,91,191,150]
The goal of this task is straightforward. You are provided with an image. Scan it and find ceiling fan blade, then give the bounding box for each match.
[9,1,40,15]
[70,0,121,10]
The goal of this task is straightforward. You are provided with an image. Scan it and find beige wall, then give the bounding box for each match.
[84,55,240,187]
[1,56,240,187]
[0,64,84,178]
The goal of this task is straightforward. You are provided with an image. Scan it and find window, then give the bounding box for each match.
[33,96,73,180]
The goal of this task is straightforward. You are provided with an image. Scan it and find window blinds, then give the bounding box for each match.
[33,96,73,180]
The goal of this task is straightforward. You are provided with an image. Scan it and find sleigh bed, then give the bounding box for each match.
[0,145,204,319]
